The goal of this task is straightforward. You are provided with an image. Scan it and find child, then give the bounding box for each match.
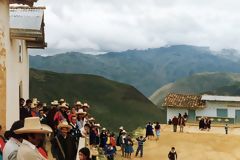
[110,133,117,152]
[225,124,229,134]
[168,147,177,160]
[155,122,161,141]
[135,136,146,157]
[105,144,115,160]
[124,135,134,158]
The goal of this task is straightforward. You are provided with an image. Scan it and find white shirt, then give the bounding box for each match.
[17,140,46,160]
[77,118,87,129]
[3,138,21,160]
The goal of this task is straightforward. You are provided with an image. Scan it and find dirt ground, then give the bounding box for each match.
[116,125,240,160]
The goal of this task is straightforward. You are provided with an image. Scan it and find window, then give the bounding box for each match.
[217,109,228,117]
[18,40,23,62]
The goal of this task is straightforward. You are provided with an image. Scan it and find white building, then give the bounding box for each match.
[164,93,240,124]
[0,0,45,130]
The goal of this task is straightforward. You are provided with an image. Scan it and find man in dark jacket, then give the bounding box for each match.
[51,121,77,160]
[168,147,177,160]
[117,126,124,146]
[20,99,31,120]
[172,116,178,132]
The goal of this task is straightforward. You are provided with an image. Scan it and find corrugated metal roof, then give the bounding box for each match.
[10,8,44,30]
[201,95,240,102]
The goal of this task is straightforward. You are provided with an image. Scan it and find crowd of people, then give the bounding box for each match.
[145,122,161,141]
[199,117,211,131]
[0,98,155,160]
[169,113,186,133]
[0,98,125,160]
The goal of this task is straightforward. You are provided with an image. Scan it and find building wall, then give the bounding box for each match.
[6,39,29,129]
[167,101,240,122]
[167,108,188,121]
[0,1,30,129]
[196,101,240,118]
[0,0,9,130]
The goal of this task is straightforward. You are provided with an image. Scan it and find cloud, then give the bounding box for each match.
[34,0,240,55]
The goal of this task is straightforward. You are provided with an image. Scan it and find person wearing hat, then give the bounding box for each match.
[54,103,69,124]
[75,101,83,111]
[30,102,39,117]
[99,128,107,148]
[2,120,24,160]
[15,117,52,160]
[89,123,101,146]
[46,100,59,133]
[76,109,87,130]
[119,130,127,157]
[79,147,91,160]
[117,126,124,147]
[82,103,90,112]
[59,99,65,105]
[20,99,32,121]
[51,121,77,160]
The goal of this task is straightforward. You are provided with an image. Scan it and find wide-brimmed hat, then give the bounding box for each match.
[57,121,72,130]
[51,100,59,106]
[59,103,69,109]
[88,117,95,122]
[42,103,47,107]
[59,98,65,102]
[122,130,127,134]
[75,101,83,106]
[102,128,106,131]
[14,117,52,134]
[76,109,87,115]
[94,123,101,128]
[30,102,37,109]
[32,98,38,103]
[82,103,90,108]
[119,126,124,130]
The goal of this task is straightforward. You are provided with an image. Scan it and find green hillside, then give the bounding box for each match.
[206,82,240,96]
[149,72,240,107]
[30,69,165,132]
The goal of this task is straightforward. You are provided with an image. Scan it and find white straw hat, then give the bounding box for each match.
[76,109,87,115]
[75,101,83,106]
[59,103,69,109]
[14,117,52,134]
[82,103,90,108]
[57,121,72,130]
[30,102,37,109]
[51,100,59,106]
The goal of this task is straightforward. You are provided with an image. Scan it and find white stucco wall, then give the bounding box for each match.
[6,39,29,129]
[167,108,188,121]
[0,0,9,130]
[167,101,240,123]
[196,101,240,119]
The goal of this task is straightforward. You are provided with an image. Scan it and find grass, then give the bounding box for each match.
[30,69,166,132]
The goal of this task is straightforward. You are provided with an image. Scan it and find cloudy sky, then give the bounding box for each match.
[33,0,240,55]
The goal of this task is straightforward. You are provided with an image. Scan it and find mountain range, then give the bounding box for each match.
[30,45,240,96]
